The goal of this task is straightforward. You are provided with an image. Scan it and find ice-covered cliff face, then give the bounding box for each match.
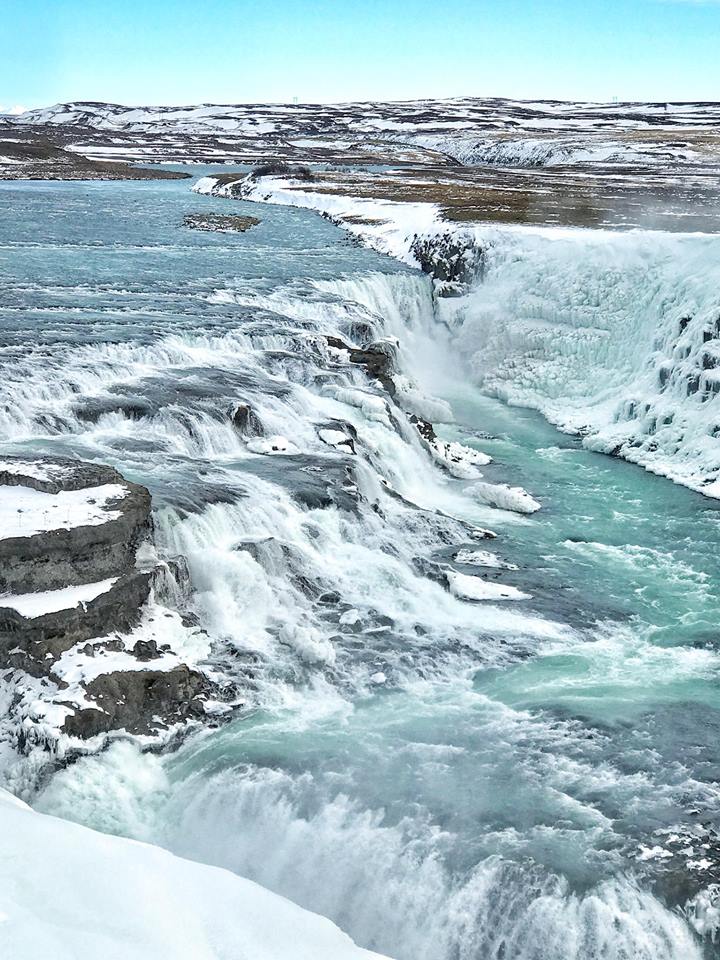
[436,226,720,497]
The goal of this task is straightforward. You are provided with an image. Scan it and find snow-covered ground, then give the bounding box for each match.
[9,97,720,170]
[0,789,388,960]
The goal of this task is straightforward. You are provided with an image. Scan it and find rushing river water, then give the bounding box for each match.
[2,171,720,959]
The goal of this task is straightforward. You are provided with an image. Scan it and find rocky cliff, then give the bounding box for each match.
[0,456,226,764]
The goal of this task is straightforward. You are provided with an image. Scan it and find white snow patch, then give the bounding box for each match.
[0,483,126,539]
[0,578,118,619]
[319,429,353,449]
[426,438,492,479]
[447,571,530,602]
[454,549,518,570]
[467,480,541,514]
[246,435,298,455]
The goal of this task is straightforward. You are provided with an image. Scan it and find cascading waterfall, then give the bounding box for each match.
[435,225,720,497]
[3,178,719,959]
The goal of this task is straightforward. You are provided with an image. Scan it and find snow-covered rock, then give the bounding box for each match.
[0,457,220,757]
[447,570,530,602]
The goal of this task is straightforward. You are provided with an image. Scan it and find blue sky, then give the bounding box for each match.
[2,0,719,110]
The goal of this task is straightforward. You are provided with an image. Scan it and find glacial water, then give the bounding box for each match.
[2,172,720,959]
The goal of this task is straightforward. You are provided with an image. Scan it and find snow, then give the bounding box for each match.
[0,459,74,483]
[406,133,700,168]
[0,483,126,539]
[0,788,389,960]
[426,438,492,479]
[196,173,441,268]
[246,435,297,455]
[447,571,530,602]
[193,175,218,195]
[319,429,353,449]
[454,548,518,570]
[52,605,212,685]
[0,603,214,757]
[0,578,118,619]
[13,97,720,173]
[468,480,542,514]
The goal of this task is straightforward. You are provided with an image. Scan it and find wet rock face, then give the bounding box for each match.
[325,334,399,395]
[0,456,216,749]
[232,402,265,436]
[0,571,152,671]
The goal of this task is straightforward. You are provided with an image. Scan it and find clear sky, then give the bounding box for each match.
[2,0,719,111]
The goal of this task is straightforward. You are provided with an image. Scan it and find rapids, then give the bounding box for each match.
[1,172,719,959]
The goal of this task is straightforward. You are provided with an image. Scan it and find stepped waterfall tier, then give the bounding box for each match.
[2,95,720,960]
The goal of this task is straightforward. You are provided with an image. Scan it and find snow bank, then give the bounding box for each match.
[468,480,542,514]
[194,174,441,267]
[454,548,518,570]
[0,789,389,960]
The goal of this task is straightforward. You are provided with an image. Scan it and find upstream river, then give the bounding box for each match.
[1,170,719,959]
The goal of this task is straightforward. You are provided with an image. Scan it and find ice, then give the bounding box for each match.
[439,225,720,498]
[426,438,491,479]
[319,429,353,449]
[0,788,388,960]
[685,885,720,942]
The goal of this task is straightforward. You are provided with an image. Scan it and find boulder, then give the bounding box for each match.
[62,665,210,738]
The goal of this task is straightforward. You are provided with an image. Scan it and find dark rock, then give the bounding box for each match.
[132,638,160,661]
[183,212,260,233]
[325,334,399,395]
[0,456,222,748]
[411,232,483,291]
[62,664,210,738]
[232,402,264,436]
[410,415,436,443]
